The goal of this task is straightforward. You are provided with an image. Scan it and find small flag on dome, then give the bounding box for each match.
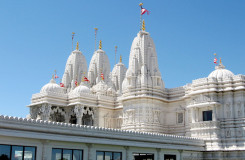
[101,73,104,80]
[84,76,89,82]
[75,80,78,86]
[214,57,218,64]
[54,70,59,79]
[60,83,64,87]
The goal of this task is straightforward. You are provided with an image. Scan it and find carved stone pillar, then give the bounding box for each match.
[30,106,38,119]
[195,108,199,122]
[213,105,217,121]
[74,105,83,125]
[64,107,72,123]
[191,108,196,123]
[40,104,51,121]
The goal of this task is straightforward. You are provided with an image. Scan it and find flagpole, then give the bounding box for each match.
[139,3,143,31]
[115,46,118,65]
[72,32,75,51]
[94,28,98,51]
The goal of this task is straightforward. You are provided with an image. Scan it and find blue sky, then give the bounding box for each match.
[0,0,245,117]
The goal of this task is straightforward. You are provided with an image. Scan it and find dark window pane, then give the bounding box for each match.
[73,150,82,160]
[63,150,72,160]
[105,152,112,160]
[11,146,23,160]
[0,145,10,160]
[113,153,121,160]
[96,152,104,160]
[24,147,36,160]
[52,149,62,160]
[203,110,212,121]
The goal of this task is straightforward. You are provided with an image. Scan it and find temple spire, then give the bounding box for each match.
[99,40,102,49]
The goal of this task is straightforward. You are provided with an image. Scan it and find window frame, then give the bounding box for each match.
[52,148,83,160]
[0,144,36,160]
[176,112,184,124]
[96,151,122,160]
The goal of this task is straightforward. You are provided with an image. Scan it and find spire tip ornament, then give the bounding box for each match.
[76,41,79,50]
[120,55,122,63]
[99,40,102,49]
[142,19,145,31]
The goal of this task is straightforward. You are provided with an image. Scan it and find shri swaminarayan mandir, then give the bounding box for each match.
[1,19,245,160]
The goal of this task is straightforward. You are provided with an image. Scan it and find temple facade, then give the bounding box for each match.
[1,21,245,160]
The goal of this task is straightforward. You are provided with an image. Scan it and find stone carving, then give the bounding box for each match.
[237,102,242,117]
[226,130,231,137]
[226,103,231,118]
[190,94,212,105]
[36,104,52,120]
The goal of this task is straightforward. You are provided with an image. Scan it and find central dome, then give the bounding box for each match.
[72,82,91,94]
[208,63,234,79]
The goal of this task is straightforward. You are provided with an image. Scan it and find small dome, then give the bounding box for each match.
[92,80,109,95]
[72,82,91,94]
[208,63,234,79]
[41,78,64,94]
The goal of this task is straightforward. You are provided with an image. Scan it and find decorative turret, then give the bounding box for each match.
[61,41,88,93]
[88,40,111,86]
[122,22,164,95]
[111,55,127,94]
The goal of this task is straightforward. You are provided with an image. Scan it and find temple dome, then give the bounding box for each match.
[92,80,109,95]
[41,78,64,94]
[71,82,91,94]
[208,63,234,79]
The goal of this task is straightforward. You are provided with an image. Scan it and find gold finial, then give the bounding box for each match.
[142,19,145,31]
[214,53,216,56]
[220,57,222,64]
[120,55,122,63]
[76,41,79,50]
[139,3,143,6]
[99,40,102,49]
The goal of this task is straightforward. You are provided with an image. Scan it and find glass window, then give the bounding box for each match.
[96,151,122,160]
[24,147,36,160]
[11,146,23,160]
[52,149,62,160]
[203,110,212,121]
[177,113,183,124]
[63,149,72,160]
[105,152,112,160]
[52,148,83,160]
[113,153,121,160]
[96,152,104,160]
[73,150,82,160]
[164,154,176,160]
[0,145,11,160]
